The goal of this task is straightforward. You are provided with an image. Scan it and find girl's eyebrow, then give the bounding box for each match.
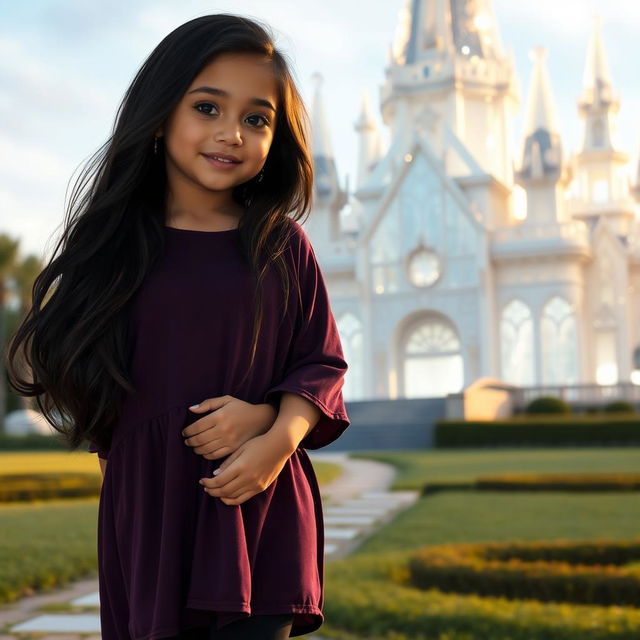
[187,86,276,113]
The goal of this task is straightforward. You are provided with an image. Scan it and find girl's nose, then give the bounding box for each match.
[215,123,242,144]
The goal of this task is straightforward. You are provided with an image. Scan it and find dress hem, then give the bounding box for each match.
[130,603,323,640]
[186,598,322,614]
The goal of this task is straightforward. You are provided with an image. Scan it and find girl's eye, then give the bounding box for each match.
[194,103,269,128]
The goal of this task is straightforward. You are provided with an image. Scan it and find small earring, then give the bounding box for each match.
[154,136,159,155]
[257,169,264,183]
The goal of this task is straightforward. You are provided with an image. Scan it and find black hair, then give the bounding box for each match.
[5,14,313,454]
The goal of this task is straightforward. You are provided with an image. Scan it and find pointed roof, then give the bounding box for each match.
[355,90,378,132]
[518,47,563,181]
[391,0,503,65]
[311,72,335,162]
[523,47,560,137]
[582,15,614,105]
[310,72,340,201]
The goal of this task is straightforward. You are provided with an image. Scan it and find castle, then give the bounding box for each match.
[302,0,640,404]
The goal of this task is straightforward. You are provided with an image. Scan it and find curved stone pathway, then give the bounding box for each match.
[0,453,419,639]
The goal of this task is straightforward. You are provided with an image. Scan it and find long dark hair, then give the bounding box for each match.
[5,14,313,454]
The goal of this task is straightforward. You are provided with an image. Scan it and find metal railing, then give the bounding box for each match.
[512,383,640,410]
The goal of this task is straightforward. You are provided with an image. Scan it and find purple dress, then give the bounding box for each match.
[87,218,350,639]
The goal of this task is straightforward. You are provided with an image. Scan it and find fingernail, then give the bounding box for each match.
[189,404,199,409]
[213,469,221,476]
[198,479,204,485]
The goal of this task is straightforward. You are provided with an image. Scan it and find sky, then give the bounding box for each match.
[0,0,638,260]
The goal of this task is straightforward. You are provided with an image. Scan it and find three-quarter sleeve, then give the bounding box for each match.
[87,439,109,460]
[263,221,350,450]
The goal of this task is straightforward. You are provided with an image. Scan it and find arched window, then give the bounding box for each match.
[500,299,535,385]
[541,296,579,384]
[337,312,363,401]
[402,316,464,397]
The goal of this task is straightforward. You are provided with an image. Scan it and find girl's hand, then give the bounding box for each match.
[182,395,277,460]
[199,432,294,506]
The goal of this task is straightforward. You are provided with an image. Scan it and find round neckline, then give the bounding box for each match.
[164,225,239,235]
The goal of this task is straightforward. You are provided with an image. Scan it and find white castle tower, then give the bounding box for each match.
[302,4,640,405]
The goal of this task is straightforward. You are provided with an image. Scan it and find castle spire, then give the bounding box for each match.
[577,15,620,152]
[518,47,562,182]
[354,90,383,189]
[570,17,635,235]
[391,0,503,65]
[310,72,340,202]
[581,15,613,107]
[516,47,568,224]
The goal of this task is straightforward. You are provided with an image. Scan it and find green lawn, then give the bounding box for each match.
[350,446,640,488]
[355,491,639,555]
[319,447,640,640]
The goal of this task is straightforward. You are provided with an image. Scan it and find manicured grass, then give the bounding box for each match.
[0,497,98,602]
[355,491,640,555]
[322,551,640,640]
[349,446,640,489]
[320,447,640,640]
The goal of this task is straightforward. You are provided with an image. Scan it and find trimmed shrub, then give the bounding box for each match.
[0,473,101,502]
[408,538,640,607]
[525,396,571,415]
[474,472,640,492]
[603,401,636,414]
[0,433,67,451]
[421,472,640,495]
[325,550,640,640]
[434,415,640,447]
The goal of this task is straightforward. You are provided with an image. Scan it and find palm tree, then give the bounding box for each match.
[10,254,44,413]
[0,233,21,432]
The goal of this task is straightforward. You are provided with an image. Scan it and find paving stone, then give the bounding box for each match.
[70,592,100,607]
[324,505,388,517]
[361,490,418,500]
[10,614,100,633]
[325,527,360,539]
[324,515,378,525]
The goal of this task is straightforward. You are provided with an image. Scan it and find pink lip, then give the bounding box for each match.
[202,154,241,169]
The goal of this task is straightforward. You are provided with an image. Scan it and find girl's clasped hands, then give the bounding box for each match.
[181,395,292,506]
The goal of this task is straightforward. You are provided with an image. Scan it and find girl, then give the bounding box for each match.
[6,13,350,640]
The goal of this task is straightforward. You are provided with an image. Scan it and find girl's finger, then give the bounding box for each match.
[188,395,231,412]
[206,476,246,497]
[203,445,232,459]
[200,468,241,489]
[222,490,256,506]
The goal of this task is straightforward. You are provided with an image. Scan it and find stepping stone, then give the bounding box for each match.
[324,527,360,539]
[339,499,404,510]
[11,614,101,633]
[325,506,388,517]
[345,495,415,506]
[71,592,100,607]
[361,490,418,501]
[324,515,377,525]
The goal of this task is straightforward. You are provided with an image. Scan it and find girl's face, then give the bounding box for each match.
[158,52,278,208]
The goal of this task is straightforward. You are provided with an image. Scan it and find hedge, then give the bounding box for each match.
[324,550,640,640]
[435,415,640,447]
[421,472,640,496]
[0,473,101,503]
[408,538,640,607]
